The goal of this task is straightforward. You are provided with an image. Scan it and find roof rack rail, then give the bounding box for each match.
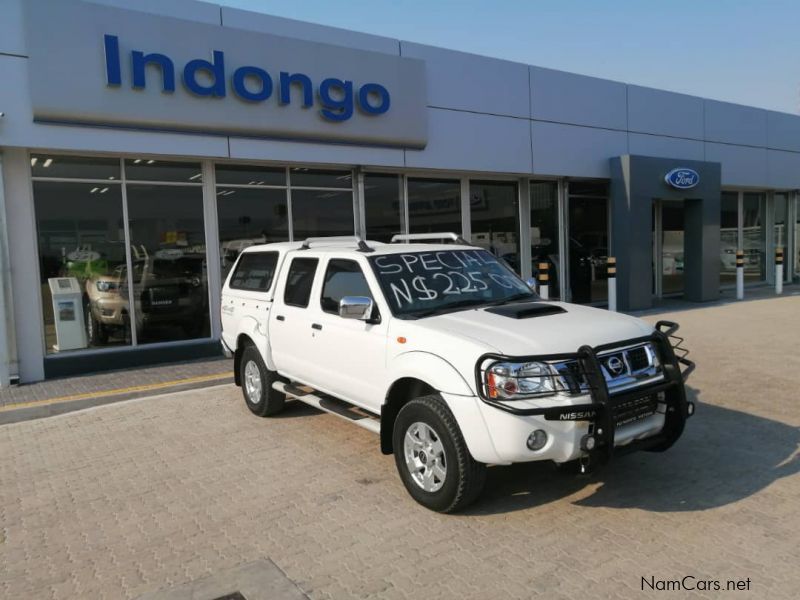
[300,236,374,253]
[390,232,473,246]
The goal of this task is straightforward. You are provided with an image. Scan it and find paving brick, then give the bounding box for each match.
[0,296,799,598]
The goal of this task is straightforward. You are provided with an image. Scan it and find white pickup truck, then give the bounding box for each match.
[221,234,695,512]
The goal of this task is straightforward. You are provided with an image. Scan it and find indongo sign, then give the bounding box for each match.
[664,168,700,189]
[24,0,428,148]
[103,35,391,123]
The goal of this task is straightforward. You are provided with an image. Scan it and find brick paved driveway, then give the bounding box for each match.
[1,297,798,599]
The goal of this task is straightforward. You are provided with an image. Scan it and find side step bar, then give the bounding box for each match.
[272,381,380,434]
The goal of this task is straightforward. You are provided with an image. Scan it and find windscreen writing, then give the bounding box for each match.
[369,250,533,316]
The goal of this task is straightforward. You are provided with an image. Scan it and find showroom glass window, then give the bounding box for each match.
[773,192,790,283]
[216,164,289,280]
[720,191,739,287]
[125,159,209,344]
[32,155,129,353]
[407,178,461,235]
[530,181,560,299]
[796,195,800,280]
[364,174,403,242]
[742,192,766,283]
[289,168,355,239]
[469,181,520,271]
[567,180,609,303]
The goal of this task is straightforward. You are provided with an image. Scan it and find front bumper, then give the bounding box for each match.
[473,320,695,465]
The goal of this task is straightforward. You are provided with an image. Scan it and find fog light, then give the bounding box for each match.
[526,429,548,451]
[687,402,695,416]
[580,434,596,451]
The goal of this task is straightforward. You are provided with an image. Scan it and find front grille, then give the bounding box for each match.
[598,342,662,394]
[626,346,650,371]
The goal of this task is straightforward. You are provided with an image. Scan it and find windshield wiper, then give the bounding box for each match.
[407,298,492,319]
[407,294,536,319]
[482,292,538,307]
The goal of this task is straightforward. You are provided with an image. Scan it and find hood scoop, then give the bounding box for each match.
[484,302,567,319]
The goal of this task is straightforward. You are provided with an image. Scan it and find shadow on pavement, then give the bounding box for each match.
[468,389,799,515]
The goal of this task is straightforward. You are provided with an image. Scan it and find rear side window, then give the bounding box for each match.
[229,252,278,291]
[284,257,319,307]
[321,259,373,313]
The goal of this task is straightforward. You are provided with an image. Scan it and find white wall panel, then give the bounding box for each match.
[532,121,627,178]
[400,43,529,118]
[0,148,45,382]
[705,142,767,187]
[628,133,704,161]
[229,137,404,168]
[704,100,767,147]
[767,149,800,189]
[88,0,221,24]
[221,7,398,54]
[627,86,703,139]
[0,56,229,157]
[405,108,531,173]
[0,0,26,56]
[766,110,800,153]
[530,67,627,130]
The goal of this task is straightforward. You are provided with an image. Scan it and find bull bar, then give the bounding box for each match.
[473,320,696,463]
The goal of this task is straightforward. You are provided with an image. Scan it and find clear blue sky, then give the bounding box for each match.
[215,0,800,115]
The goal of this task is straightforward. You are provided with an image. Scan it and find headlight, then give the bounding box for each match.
[95,280,118,292]
[486,361,563,399]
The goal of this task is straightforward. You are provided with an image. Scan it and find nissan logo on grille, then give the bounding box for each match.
[606,355,625,376]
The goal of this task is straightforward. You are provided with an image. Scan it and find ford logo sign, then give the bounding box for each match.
[665,168,700,189]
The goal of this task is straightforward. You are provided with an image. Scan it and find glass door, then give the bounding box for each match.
[652,200,685,298]
[567,194,608,304]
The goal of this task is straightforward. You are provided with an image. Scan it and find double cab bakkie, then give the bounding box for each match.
[221,234,695,512]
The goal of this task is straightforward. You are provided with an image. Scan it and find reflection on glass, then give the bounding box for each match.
[217,187,289,279]
[31,154,121,181]
[568,185,608,304]
[33,181,130,353]
[720,192,739,286]
[796,196,800,279]
[290,168,352,188]
[773,193,789,285]
[742,192,766,282]
[291,189,354,239]
[125,159,203,183]
[364,174,402,243]
[215,165,285,186]
[469,181,519,272]
[660,202,685,295]
[408,178,461,235]
[530,181,560,299]
[126,185,209,343]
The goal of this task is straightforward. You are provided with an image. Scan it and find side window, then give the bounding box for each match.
[229,252,279,291]
[321,259,373,314]
[283,257,319,308]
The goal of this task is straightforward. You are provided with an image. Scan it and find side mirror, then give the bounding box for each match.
[339,296,373,321]
[525,277,537,291]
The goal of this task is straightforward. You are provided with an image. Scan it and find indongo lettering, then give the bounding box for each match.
[103,34,391,122]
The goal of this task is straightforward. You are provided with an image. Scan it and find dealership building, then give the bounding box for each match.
[0,0,798,384]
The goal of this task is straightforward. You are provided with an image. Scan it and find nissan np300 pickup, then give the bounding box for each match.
[221,234,695,512]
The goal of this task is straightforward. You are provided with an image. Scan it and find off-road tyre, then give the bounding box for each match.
[239,344,285,417]
[393,394,486,513]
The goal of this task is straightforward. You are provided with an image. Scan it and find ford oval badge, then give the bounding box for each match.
[665,168,700,189]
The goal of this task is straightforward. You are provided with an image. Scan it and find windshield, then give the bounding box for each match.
[368,249,537,318]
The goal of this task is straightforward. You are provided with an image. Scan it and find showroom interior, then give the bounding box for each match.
[1,0,799,384]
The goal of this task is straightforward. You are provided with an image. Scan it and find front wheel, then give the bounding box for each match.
[84,300,107,346]
[393,394,486,513]
[239,345,285,417]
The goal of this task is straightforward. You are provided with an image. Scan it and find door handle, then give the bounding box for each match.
[311,323,322,330]
[276,315,285,321]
